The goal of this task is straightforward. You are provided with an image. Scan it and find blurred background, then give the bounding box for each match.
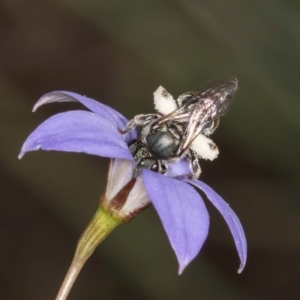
[1,0,300,299]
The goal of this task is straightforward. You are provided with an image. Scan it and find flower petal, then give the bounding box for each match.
[106,159,135,201]
[33,91,137,142]
[142,170,209,274]
[165,160,191,178]
[19,110,133,160]
[186,180,247,273]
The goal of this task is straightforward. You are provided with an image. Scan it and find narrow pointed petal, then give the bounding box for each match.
[33,91,137,142]
[186,180,247,273]
[19,110,133,160]
[142,170,209,274]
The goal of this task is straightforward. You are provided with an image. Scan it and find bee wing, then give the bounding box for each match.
[179,101,211,151]
[196,77,238,117]
[156,77,238,124]
[153,105,193,125]
[152,100,210,154]
[152,77,238,154]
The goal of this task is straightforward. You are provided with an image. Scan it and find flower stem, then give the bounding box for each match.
[55,205,122,300]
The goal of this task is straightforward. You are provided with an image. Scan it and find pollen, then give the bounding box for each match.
[191,134,219,161]
[153,86,177,115]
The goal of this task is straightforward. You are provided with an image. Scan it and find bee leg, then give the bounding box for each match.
[129,141,151,177]
[139,157,167,175]
[152,160,168,174]
[132,165,141,178]
[188,148,202,179]
[119,114,159,134]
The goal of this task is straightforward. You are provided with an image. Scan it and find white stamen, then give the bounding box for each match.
[153,86,177,115]
[191,134,219,161]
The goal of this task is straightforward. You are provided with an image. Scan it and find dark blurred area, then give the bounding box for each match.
[1,0,300,299]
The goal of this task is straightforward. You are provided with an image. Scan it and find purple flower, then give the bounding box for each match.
[19,91,247,274]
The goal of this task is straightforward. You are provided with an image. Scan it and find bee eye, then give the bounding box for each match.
[151,163,159,171]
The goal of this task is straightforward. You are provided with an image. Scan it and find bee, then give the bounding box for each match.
[121,77,238,179]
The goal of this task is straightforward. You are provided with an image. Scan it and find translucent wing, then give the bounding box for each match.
[153,77,238,153]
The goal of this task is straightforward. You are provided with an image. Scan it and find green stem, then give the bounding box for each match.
[55,205,122,300]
